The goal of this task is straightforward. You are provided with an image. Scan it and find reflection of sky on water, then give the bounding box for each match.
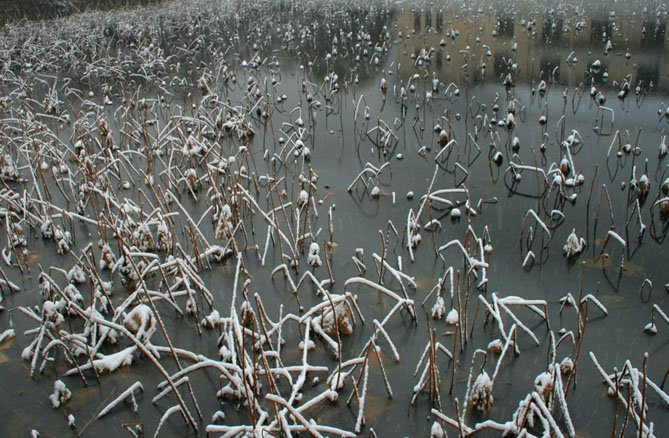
[392,1,669,91]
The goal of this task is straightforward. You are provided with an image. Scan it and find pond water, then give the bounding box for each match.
[0,0,667,437]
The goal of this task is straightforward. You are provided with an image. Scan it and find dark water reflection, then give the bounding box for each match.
[0,0,667,437]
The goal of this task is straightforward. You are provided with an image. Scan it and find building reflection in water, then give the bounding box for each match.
[396,4,668,92]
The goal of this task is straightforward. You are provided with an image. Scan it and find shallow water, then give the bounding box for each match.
[0,0,667,437]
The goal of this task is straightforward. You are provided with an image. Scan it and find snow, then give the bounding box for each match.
[299,340,316,351]
[219,345,232,361]
[40,219,53,239]
[99,243,115,270]
[0,328,15,343]
[212,410,226,422]
[492,151,503,165]
[329,371,346,391]
[639,174,650,197]
[67,264,87,284]
[298,189,309,206]
[487,339,504,354]
[66,346,137,376]
[644,322,658,335]
[49,380,72,408]
[240,299,254,326]
[215,204,234,240]
[97,381,143,419]
[201,309,222,328]
[560,357,574,375]
[307,242,322,268]
[445,308,458,325]
[431,296,446,320]
[132,222,155,251]
[84,307,118,344]
[438,129,449,147]
[123,304,156,342]
[470,370,493,411]
[563,228,585,257]
[534,371,553,402]
[43,300,65,325]
[321,301,353,336]
[63,284,84,309]
[430,421,445,438]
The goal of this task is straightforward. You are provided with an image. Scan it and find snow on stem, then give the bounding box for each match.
[97,381,144,419]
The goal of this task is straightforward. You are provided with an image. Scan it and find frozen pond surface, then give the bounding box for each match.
[0,0,667,437]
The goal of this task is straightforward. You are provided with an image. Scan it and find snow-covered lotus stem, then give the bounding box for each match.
[97,381,144,418]
[644,304,668,335]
